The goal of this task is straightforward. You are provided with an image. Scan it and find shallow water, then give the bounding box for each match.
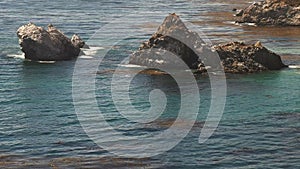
[0,0,299,168]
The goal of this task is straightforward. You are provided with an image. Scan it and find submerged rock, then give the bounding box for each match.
[17,23,85,61]
[130,14,287,74]
[235,0,300,26]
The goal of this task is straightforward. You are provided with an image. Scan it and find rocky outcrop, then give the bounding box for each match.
[129,13,204,70]
[235,0,300,26]
[71,34,87,49]
[130,13,287,74]
[17,23,85,61]
[214,41,287,73]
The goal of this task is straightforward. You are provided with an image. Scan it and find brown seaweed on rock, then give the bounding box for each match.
[214,41,287,73]
[235,0,300,26]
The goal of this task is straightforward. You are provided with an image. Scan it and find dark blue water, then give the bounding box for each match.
[0,0,299,168]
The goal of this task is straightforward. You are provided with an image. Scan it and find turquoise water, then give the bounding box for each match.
[0,0,299,168]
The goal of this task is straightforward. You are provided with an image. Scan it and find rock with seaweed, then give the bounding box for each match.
[235,0,300,26]
[214,41,287,73]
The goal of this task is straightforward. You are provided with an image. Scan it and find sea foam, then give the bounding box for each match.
[289,65,300,69]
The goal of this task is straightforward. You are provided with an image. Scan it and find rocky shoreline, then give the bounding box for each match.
[234,0,300,26]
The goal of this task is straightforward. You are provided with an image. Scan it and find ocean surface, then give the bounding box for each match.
[0,0,299,168]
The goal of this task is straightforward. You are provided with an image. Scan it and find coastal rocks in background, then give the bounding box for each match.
[235,0,300,26]
[17,23,85,61]
[214,41,287,73]
[129,13,204,70]
[130,14,287,74]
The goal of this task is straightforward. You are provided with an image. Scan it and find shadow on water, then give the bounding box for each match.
[0,154,160,169]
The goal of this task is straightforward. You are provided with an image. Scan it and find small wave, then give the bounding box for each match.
[226,21,237,25]
[235,22,257,27]
[79,46,107,59]
[37,61,56,64]
[289,65,300,69]
[7,53,56,63]
[118,64,147,68]
[244,23,256,26]
[82,46,104,56]
[7,53,25,59]
[79,55,93,59]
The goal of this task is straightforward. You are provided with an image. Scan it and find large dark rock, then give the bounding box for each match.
[214,41,287,73]
[235,0,300,26]
[130,14,287,74]
[129,13,204,70]
[17,23,85,61]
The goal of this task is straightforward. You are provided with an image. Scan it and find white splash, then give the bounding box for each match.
[7,53,25,59]
[78,46,104,59]
[155,59,165,64]
[37,61,56,64]
[236,22,257,27]
[289,65,300,69]
[118,64,146,68]
[78,55,94,59]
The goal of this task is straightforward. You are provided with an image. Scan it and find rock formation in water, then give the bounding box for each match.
[214,41,287,73]
[17,23,85,61]
[71,34,88,49]
[129,13,204,70]
[129,13,287,73]
[235,0,300,26]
